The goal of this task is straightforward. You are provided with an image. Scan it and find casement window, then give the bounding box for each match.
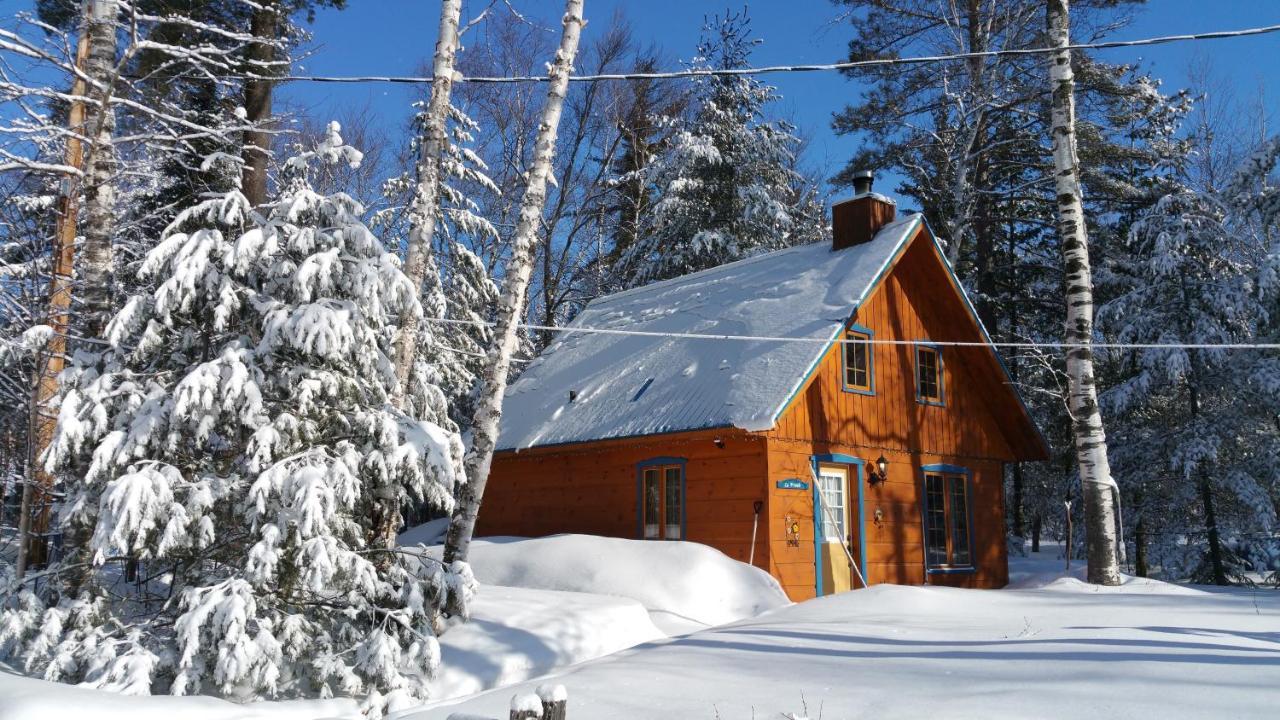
[915,344,944,405]
[842,328,874,394]
[640,462,684,540]
[923,472,972,569]
[816,468,848,542]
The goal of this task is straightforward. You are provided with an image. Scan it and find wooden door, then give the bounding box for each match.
[816,464,853,595]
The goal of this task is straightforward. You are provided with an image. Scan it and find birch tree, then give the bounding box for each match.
[1047,0,1121,585]
[392,0,463,406]
[79,0,120,339]
[442,0,586,574]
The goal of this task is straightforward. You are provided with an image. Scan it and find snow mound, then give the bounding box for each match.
[1006,551,1207,595]
[429,585,663,703]
[430,534,790,632]
[0,669,357,720]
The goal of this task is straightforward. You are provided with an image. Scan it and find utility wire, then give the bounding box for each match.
[268,23,1280,85]
[424,317,1280,351]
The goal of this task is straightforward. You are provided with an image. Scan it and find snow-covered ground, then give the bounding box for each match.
[407,551,1280,720]
[3,543,1277,720]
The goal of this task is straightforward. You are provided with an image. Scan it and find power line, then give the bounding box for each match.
[270,23,1280,85]
[424,317,1280,352]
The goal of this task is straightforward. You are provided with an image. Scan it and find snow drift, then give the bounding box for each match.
[426,534,791,632]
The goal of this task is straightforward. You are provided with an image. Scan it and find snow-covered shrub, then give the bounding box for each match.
[0,123,469,713]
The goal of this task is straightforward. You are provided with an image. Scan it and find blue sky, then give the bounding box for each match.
[279,0,1280,198]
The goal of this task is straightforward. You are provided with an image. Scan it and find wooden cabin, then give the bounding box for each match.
[477,175,1048,601]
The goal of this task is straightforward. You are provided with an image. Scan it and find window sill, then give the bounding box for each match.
[916,398,945,407]
[842,385,876,397]
[926,566,976,575]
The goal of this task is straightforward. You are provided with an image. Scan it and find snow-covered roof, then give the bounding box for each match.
[496,214,924,451]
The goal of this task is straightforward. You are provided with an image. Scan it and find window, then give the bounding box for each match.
[842,329,873,393]
[641,462,684,540]
[816,468,847,542]
[916,345,944,405]
[923,472,972,569]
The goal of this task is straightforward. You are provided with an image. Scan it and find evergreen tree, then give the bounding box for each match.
[614,11,825,288]
[0,126,469,711]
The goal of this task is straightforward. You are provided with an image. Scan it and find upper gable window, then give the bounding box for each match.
[916,345,944,405]
[842,328,874,394]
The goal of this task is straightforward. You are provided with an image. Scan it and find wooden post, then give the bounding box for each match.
[15,0,93,579]
[510,693,543,720]
[537,684,568,720]
[1064,500,1073,573]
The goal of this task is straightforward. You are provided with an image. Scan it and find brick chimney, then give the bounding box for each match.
[832,170,896,251]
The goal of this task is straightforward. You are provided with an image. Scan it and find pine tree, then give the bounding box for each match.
[0,125,469,711]
[1100,137,1280,583]
[613,10,825,288]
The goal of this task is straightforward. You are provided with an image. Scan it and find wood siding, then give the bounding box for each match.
[479,429,772,566]
[764,231,1015,599]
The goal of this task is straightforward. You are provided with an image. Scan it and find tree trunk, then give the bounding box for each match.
[379,0,465,557]
[241,2,278,207]
[1031,513,1041,553]
[16,0,97,578]
[1134,507,1148,578]
[80,0,120,339]
[443,0,586,575]
[1046,0,1121,586]
[392,0,462,406]
[1186,382,1228,585]
[1011,462,1025,538]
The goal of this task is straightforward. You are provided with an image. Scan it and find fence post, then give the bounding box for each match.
[537,683,568,720]
[510,693,543,720]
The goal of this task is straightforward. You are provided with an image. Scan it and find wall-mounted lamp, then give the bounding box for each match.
[713,435,725,449]
[867,454,889,486]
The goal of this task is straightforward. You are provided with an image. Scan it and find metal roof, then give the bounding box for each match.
[496,215,924,451]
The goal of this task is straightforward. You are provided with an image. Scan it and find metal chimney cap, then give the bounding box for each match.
[852,169,874,195]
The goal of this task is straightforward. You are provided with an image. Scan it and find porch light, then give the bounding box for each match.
[868,455,889,486]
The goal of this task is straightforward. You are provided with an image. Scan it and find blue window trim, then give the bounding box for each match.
[919,464,976,576]
[811,454,868,596]
[636,457,687,541]
[914,342,946,407]
[840,324,876,396]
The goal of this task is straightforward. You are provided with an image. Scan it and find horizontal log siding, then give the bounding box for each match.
[481,429,772,567]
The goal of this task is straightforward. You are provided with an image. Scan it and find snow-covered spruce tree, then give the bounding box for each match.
[0,124,469,711]
[613,10,825,289]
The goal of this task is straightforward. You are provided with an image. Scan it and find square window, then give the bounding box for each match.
[843,330,873,393]
[916,346,943,404]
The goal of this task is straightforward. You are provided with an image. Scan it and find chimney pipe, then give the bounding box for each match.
[852,169,874,195]
[832,170,896,251]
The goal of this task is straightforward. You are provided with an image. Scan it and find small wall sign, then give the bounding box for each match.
[776,478,809,491]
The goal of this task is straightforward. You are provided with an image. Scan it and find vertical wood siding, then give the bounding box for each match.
[765,234,1017,598]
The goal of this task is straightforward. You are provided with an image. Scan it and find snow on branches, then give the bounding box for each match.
[0,124,469,712]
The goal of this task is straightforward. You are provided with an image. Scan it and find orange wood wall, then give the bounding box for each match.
[479,429,772,567]
[764,232,1017,599]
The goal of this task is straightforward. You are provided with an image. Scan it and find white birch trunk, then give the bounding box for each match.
[80,0,119,339]
[392,0,463,406]
[443,0,586,573]
[1046,0,1121,586]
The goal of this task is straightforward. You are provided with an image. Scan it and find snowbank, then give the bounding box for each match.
[0,669,358,720]
[426,534,791,633]
[1006,547,1207,595]
[411,566,1280,720]
[429,585,663,702]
